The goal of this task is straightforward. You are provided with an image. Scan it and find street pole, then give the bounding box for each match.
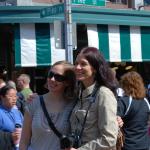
[64,0,73,64]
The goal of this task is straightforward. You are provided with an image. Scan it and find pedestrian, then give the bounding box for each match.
[0,85,23,150]
[111,69,124,98]
[17,74,33,101]
[7,80,26,115]
[68,47,118,150]
[19,61,76,150]
[147,82,150,102]
[117,71,149,150]
[0,78,6,89]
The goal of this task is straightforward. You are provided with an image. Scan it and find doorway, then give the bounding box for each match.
[0,24,14,80]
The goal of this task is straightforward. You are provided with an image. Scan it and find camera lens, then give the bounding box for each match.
[60,135,73,149]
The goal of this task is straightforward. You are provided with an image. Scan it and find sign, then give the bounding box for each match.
[40,3,64,18]
[72,0,105,6]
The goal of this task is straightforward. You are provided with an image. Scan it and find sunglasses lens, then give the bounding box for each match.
[48,71,54,78]
[54,74,66,82]
[48,71,66,82]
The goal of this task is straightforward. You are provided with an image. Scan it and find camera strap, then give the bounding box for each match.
[78,83,100,139]
[39,95,62,138]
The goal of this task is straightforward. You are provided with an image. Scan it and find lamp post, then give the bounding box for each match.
[64,0,73,63]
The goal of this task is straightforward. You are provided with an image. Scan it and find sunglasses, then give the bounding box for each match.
[48,71,66,82]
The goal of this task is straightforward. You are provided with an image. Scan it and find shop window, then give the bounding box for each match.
[144,0,150,5]
[109,0,127,4]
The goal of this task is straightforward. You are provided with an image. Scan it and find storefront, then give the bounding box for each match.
[0,6,150,92]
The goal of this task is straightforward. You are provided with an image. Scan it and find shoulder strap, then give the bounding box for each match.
[86,83,100,103]
[144,98,150,111]
[39,95,62,138]
[79,84,99,138]
[124,96,132,116]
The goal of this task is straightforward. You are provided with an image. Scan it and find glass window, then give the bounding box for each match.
[144,0,150,5]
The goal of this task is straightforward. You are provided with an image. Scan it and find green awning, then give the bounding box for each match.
[0,6,150,27]
[14,23,65,67]
[87,24,150,62]
[1,6,150,65]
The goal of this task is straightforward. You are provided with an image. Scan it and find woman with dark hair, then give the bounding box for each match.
[0,85,23,150]
[117,71,149,150]
[68,47,118,150]
[20,61,76,150]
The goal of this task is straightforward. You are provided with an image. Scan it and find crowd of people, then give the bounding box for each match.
[0,46,149,150]
[0,74,32,150]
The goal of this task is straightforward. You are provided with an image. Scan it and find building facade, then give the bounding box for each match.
[0,0,150,93]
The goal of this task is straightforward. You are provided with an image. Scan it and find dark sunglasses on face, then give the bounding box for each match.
[48,71,66,82]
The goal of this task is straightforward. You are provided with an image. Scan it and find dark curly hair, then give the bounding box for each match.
[77,47,118,94]
[120,71,146,99]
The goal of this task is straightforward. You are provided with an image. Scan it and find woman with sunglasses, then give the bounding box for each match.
[19,61,76,150]
[67,47,118,150]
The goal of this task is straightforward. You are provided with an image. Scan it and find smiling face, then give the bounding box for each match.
[1,88,17,109]
[75,54,96,87]
[47,64,67,94]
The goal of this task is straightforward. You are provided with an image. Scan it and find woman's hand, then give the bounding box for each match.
[117,116,124,127]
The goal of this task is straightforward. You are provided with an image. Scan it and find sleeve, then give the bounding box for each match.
[16,92,26,115]
[117,97,129,118]
[25,95,40,118]
[0,130,14,150]
[78,87,118,150]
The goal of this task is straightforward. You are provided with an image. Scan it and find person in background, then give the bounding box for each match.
[0,85,23,150]
[19,61,76,150]
[17,74,33,101]
[7,80,16,90]
[111,69,124,98]
[147,83,150,102]
[117,71,149,150]
[7,80,26,115]
[0,79,6,89]
[68,47,118,150]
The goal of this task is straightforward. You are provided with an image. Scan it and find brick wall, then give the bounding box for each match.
[106,2,129,9]
[106,2,150,10]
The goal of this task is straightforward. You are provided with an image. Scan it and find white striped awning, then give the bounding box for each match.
[87,24,150,62]
[14,23,65,67]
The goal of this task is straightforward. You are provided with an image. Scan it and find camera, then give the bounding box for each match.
[60,133,80,149]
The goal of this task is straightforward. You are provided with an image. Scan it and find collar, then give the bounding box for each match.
[82,82,97,100]
[0,105,14,112]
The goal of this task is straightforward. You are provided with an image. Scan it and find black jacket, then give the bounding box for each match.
[117,96,149,150]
